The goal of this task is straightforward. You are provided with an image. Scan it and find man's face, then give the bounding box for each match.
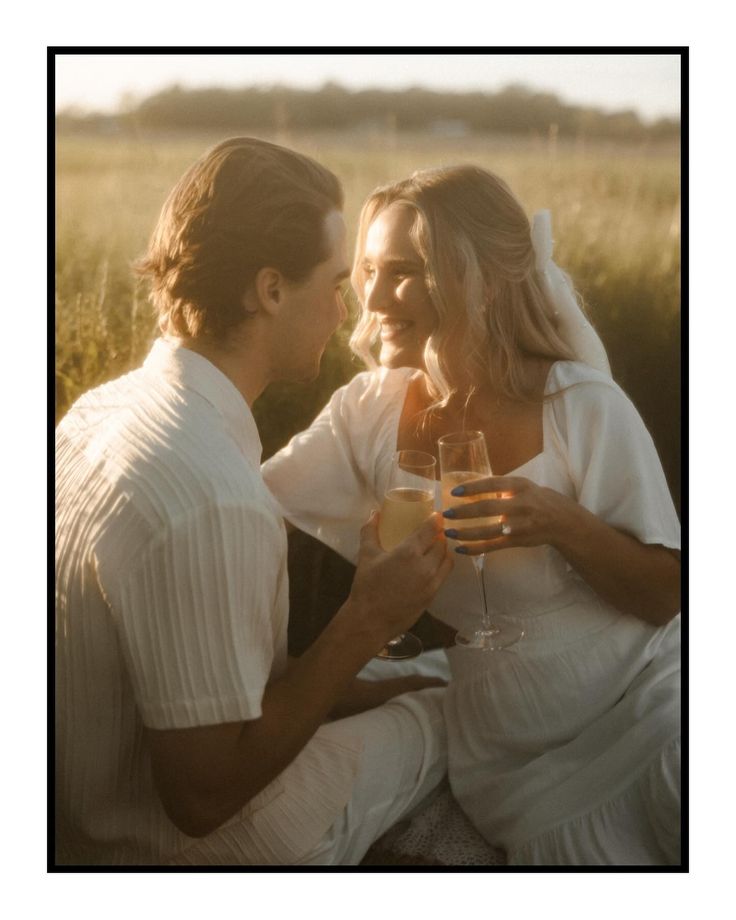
[277,210,350,382]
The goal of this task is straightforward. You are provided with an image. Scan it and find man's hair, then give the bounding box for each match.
[350,164,576,406]
[137,137,344,340]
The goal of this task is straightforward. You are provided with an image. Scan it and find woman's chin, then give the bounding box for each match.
[379,344,424,371]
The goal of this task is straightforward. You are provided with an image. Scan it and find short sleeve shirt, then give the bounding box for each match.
[55,340,305,864]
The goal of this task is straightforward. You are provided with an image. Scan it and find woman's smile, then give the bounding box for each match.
[379,317,415,341]
[361,204,438,369]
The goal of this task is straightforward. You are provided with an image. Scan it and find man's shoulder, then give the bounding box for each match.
[59,369,265,512]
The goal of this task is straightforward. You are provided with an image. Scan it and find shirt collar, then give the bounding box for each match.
[143,337,263,467]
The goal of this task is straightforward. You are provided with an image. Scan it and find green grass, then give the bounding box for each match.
[55,129,681,510]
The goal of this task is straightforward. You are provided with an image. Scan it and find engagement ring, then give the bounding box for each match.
[501,523,512,536]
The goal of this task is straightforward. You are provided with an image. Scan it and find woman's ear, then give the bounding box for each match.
[247,267,285,317]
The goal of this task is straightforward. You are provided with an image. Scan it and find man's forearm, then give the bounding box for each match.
[150,598,385,837]
[147,513,452,838]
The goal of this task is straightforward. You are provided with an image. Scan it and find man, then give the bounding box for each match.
[55,137,453,866]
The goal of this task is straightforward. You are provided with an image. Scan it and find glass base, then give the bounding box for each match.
[455,621,524,651]
[376,632,424,660]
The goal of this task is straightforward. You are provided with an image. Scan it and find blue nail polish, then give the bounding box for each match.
[455,545,468,554]
[444,529,458,539]
[442,508,456,518]
[450,485,466,496]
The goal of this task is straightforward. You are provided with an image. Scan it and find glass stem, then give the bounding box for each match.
[472,555,494,634]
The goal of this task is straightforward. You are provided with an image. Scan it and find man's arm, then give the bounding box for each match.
[145,513,452,838]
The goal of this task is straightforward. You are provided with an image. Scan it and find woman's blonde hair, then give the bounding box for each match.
[350,165,576,405]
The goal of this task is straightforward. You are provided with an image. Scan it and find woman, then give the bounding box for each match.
[263,165,681,866]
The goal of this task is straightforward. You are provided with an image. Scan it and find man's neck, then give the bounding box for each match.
[171,329,273,407]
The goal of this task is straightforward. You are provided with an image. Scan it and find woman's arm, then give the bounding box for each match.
[443,476,680,627]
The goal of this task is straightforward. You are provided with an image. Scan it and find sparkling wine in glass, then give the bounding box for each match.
[438,430,523,651]
[376,449,437,660]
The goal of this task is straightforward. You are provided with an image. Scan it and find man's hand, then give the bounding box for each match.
[146,513,452,840]
[345,511,453,650]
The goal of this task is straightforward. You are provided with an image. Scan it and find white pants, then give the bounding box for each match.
[168,651,450,867]
[297,686,447,865]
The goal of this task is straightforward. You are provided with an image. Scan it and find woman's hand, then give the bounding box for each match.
[442,475,575,554]
[441,475,680,626]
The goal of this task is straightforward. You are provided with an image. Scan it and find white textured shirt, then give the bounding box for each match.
[55,339,360,865]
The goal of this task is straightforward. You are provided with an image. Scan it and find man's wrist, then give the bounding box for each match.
[331,596,386,656]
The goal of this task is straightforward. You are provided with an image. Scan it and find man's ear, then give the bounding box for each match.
[246,267,286,317]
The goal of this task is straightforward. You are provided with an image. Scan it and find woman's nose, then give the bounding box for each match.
[364,276,389,314]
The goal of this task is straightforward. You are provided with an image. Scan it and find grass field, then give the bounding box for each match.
[55,129,681,509]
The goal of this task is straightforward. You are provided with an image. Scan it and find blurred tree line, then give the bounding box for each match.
[57,81,679,141]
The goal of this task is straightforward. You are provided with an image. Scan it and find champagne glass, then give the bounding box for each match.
[376,449,437,660]
[438,430,523,651]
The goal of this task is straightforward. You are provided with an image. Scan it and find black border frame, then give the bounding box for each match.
[49,46,688,874]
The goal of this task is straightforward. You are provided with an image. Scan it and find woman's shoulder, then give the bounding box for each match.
[547,359,619,392]
[545,360,650,447]
[546,360,632,410]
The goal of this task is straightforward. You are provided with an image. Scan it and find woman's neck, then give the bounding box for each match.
[420,355,553,416]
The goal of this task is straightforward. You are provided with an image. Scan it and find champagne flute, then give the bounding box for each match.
[376,449,437,660]
[438,430,523,651]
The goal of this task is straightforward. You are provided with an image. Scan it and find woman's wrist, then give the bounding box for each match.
[545,489,597,557]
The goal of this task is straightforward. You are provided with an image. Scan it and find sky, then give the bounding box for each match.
[54,52,682,123]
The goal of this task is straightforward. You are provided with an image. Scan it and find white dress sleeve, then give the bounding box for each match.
[549,363,680,550]
[262,370,403,565]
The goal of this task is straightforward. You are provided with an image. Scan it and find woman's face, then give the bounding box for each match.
[360,203,437,370]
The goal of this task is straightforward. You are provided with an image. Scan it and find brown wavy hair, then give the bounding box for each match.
[350,165,576,405]
[136,137,343,340]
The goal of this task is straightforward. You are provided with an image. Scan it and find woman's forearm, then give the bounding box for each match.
[551,495,681,626]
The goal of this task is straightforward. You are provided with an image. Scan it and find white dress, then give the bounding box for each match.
[262,361,682,866]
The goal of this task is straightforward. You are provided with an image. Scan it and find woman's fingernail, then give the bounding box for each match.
[455,546,468,554]
[450,485,466,496]
[444,529,458,539]
[442,508,456,518]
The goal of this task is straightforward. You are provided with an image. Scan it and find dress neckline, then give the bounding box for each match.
[389,364,556,478]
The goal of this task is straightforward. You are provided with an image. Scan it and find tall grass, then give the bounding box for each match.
[55,130,681,509]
